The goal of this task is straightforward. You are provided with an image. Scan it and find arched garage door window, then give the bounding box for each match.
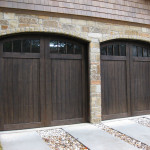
[49,40,82,54]
[100,40,150,120]
[3,39,40,53]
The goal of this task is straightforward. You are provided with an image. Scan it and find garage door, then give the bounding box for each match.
[101,40,150,120]
[0,34,88,131]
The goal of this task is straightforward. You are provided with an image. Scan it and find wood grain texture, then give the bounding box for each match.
[130,47,150,116]
[0,0,149,24]
[45,37,88,126]
[0,34,88,130]
[101,40,150,120]
[2,58,41,125]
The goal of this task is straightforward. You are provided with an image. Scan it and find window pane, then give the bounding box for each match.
[32,40,40,53]
[101,46,107,55]
[3,41,12,52]
[49,41,58,53]
[120,44,126,56]
[143,48,147,57]
[58,41,66,54]
[148,50,150,57]
[13,40,21,52]
[114,44,119,56]
[137,47,142,57]
[67,42,74,54]
[22,40,31,53]
[132,45,137,56]
[75,44,82,54]
[108,45,113,55]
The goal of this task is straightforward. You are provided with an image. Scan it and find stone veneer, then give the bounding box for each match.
[0,10,150,123]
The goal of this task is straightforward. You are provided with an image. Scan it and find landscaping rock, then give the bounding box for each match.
[37,128,88,150]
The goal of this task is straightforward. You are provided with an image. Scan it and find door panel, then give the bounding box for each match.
[45,38,87,126]
[0,35,88,131]
[102,60,128,120]
[50,60,83,120]
[101,41,150,120]
[0,37,45,130]
[1,58,42,130]
[130,45,150,116]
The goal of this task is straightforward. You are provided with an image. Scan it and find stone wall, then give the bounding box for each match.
[0,10,150,123]
[0,0,150,25]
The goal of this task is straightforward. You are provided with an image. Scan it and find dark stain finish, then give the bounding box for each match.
[0,34,89,131]
[101,40,150,120]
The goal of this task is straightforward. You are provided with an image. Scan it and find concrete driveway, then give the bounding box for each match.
[0,115,150,150]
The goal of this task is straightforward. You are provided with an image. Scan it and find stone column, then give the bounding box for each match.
[89,39,101,124]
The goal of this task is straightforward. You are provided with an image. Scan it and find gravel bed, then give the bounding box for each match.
[95,123,150,150]
[37,128,88,150]
[131,117,150,128]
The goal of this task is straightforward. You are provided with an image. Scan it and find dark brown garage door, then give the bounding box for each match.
[0,34,88,131]
[101,40,150,120]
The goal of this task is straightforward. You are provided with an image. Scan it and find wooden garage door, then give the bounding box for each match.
[0,34,88,131]
[44,38,88,126]
[101,40,150,120]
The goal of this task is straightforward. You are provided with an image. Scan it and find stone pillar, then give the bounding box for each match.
[89,39,101,124]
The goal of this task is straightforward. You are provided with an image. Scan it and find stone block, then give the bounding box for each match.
[95,98,101,106]
[91,96,97,102]
[0,20,8,25]
[49,17,59,21]
[97,64,100,74]
[9,20,17,28]
[82,26,89,32]
[90,42,100,48]
[4,13,15,20]
[125,30,139,36]
[91,85,96,93]
[90,48,100,53]
[91,97,101,107]
[0,13,3,19]
[91,118,101,124]
[19,24,30,28]
[95,85,101,93]
[60,18,72,24]
[61,24,75,31]
[16,28,21,32]
[90,53,96,62]
[72,19,86,26]
[129,26,142,31]
[43,20,58,27]
[96,113,101,118]
[87,20,95,26]
[96,54,100,61]
[1,25,8,30]
[90,72,100,81]
[19,17,38,24]
[90,85,101,93]
[91,107,98,112]
[88,33,102,38]
[1,30,6,35]
[91,80,101,85]
[111,25,124,32]
[39,19,43,25]
[91,38,99,42]
[38,15,49,19]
